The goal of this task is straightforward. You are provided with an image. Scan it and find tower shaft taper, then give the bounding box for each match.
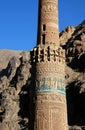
[31,0,68,130]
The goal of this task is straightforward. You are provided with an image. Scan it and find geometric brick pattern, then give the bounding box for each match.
[31,0,68,130]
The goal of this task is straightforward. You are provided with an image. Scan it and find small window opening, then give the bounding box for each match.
[42,34,45,45]
[43,24,46,31]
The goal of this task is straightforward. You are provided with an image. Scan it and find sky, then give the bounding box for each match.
[0,0,85,51]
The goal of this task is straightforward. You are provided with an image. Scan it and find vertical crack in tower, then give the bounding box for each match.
[30,0,68,130]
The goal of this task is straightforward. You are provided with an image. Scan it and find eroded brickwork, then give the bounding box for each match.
[31,0,68,130]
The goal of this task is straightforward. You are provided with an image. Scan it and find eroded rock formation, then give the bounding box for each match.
[60,20,85,130]
[0,51,31,130]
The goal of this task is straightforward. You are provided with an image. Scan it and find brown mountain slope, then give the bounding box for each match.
[0,50,21,70]
[0,51,31,130]
[60,20,85,82]
[60,20,85,130]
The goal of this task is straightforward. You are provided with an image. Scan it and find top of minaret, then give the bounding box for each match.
[37,0,59,47]
[30,0,65,64]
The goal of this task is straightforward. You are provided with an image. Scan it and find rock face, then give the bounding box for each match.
[0,50,21,71]
[60,20,85,130]
[0,20,85,130]
[0,51,31,130]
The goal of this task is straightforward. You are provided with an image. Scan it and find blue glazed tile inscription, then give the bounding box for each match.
[35,77,66,95]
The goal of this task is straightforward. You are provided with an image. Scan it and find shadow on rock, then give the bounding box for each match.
[66,80,85,126]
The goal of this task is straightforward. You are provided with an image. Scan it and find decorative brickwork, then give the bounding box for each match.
[30,0,68,130]
[37,0,59,46]
[31,45,65,63]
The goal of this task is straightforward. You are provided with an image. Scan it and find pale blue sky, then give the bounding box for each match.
[0,0,85,51]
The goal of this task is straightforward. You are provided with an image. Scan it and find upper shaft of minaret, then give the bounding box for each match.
[37,0,59,47]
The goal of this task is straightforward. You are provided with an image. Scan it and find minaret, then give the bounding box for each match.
[31,0,68,130]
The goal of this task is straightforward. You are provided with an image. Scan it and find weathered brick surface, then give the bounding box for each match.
[31,0,68,130]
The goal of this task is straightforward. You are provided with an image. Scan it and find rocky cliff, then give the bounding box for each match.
[60,20,85,130]
[0,20,85,130]
[0,51,31,130]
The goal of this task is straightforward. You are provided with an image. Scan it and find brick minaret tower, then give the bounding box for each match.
[31,0,68,130]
